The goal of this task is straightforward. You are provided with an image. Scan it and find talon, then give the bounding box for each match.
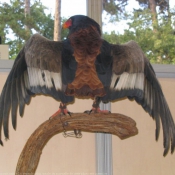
[49,103,81,138]
[67,111,72,117]
[85,97,111,114]
[50,103,71,119]
[89,110,92,114]
[84,110,92,114]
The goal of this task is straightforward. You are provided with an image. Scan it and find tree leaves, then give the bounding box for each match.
[103,2,175,64]
[0,0,54,59]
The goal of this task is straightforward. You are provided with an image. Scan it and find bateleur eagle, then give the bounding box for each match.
[0,15,175,156]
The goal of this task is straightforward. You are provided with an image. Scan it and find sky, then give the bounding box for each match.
[1,0,175,18]
[47,0,87,17]
[43,0,175,17]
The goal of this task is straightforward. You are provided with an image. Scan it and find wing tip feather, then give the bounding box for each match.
[0,139,3,146]
[171,146,175,154]
[155,128,159,141]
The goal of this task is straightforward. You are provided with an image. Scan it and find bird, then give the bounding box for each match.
[0,15,175,156]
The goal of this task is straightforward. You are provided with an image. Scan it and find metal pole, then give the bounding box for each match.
[95,103,113,175]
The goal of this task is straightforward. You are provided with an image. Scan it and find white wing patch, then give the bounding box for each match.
[110,72,144,91]
[27,67,62,90]
[43,70,53,89]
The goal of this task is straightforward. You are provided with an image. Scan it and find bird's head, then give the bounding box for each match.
[62,15,101,36]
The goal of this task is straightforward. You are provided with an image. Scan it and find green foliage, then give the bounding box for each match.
[103,8,175,64]
[135,0,169,13]
[1,0,175,64]
[0,0,55,59]
[103,0,129,20]
[0,0,69,59]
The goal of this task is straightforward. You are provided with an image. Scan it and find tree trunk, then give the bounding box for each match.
[166,0,172,24]
[24,0,31,38]
[54,0,61,41]
[149,0,158,32]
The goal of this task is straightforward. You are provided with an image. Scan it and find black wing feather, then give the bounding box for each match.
[108,40,175,155]
[0,34,75,144]
[11,80,18,130]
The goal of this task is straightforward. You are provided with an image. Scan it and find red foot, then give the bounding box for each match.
[49,103,70,119]
[50,109,69,119]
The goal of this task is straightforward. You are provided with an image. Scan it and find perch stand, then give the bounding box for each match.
[15,112,138,174]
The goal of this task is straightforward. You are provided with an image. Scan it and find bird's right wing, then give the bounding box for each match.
[0,34,74,144]
[109,40,175,156]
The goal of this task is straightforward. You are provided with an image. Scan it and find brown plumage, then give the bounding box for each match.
[66,25,105,98]
[0,15,174,156]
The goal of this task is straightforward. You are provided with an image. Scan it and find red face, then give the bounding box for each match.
[62,19,72,29]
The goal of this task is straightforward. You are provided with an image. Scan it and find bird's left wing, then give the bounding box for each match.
[0,34,73,144]
[109,40,175,156]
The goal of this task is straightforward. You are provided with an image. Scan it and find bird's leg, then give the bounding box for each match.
[85,97,110,114]
[50,103,71,119]
[50,103,82,138]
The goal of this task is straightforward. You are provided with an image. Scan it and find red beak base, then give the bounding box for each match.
[62,19,72,29]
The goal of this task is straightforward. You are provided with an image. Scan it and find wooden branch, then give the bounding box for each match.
[15,113,138,174]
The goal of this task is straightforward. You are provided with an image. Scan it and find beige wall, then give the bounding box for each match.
[112,78,175,175]
[0,45,9,60]
[0,72,175,174]
[0,72,96,174]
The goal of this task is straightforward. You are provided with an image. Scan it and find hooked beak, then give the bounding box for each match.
[62,19,72,29]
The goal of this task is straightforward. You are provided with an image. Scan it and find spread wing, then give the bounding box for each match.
[0,34,74,144]
[109,41,175,156]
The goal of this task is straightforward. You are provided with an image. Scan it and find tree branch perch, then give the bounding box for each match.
[15,113,138,174]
